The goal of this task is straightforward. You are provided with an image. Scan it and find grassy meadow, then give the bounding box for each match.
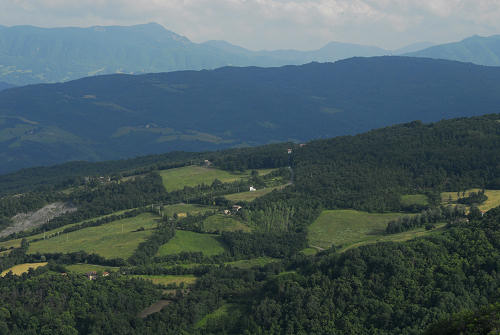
[66,263,119,274]
[202,214,251,233]
[159,166,274,191]
[162,203,215,217]
[131,274,197,286]
[400,194,429,207]
[157,230,226,256]
[307,210,407,250]
[27,213,158,259]
[225,257,277,269]
[1,262,47,276]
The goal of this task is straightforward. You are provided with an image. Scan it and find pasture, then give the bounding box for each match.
[400,194,429,207]
[159,165,274,191]
[28,213,158,259]
[162,203,215,217]
[202,214,251,233]
[66,263,119,274]
[157,230,226,256]
[226,257,278,269]
[1,262,47,276]
[307,210,407,250]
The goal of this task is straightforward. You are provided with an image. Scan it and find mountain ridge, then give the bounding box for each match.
[1,56,500,173]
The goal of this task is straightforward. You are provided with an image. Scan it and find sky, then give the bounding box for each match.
[2,0,500,50]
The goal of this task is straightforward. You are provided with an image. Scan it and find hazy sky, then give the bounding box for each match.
[2,0,500,50]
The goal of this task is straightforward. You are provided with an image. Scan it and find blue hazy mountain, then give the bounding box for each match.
[1,56,500,173]
[0,23,393,85]
[406,35,500,66]
[0,82,14,91]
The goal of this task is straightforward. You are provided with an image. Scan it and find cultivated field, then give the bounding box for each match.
[27,213,158,259]
[159,166,274,191]
[307,210,407,250]
[157,230,226,256]
[441,189,500,212]
[1,262,47,276]
[202,214,251,233]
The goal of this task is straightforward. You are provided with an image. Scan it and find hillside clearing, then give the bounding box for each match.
[202,214,251,233]
[27,213,158,259]
[224,185,284,202]
[132,274,197,286]
[66,263,119,274]
[225,257,278,269]
[308,210,408,250]
[400,194,429,207]
[157,230,226,256]
[159,166,274,191]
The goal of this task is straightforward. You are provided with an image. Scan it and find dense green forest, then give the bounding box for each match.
[0,114,499,334]
[2,56,500,172]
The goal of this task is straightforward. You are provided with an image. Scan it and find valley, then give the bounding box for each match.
[0,114,498,334]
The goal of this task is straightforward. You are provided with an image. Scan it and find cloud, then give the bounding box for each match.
[1,0,500,49]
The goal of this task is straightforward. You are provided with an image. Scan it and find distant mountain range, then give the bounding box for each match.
[0,23,434,85]
[0,82,14,91]
[406,35,500,66]
[1,56,500,173]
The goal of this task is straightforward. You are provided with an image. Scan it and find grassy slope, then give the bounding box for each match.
[441,189,500,212]
[202,214,251,233]
[157,230,226,256]
[1,262,47,276]
[225,257,278,269]
[27,213,158,259]
[159,166,274,191]
[0,208,136,250]
[66,263,119,274]
[224,185,284,202]
[400,194,429,206]
[308,210,405,250]
[162,203,215,217]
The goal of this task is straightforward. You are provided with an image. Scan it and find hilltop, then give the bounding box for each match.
[1,56,500,173]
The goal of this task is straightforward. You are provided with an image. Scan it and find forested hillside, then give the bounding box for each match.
[0,115,498,334]
[2,57,500,172]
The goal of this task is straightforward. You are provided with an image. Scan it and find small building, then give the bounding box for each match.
[223,209,231,215]
[204,160,212,167]
[85,271,97,280]
[287,148,292,154]
[249,186,256,192]
[102,272,110,277]
[232,205,242,212]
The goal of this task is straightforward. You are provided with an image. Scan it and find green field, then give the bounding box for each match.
[157,230,226,256]
[28,213,158,259]
[162,203,215,217]
[202,214,251,233]
[66,263,119,274]
[226,257,278,269]
[401,194,429,207]
[0,208,137,250]
[159,165,274,191]
[131,274,197,286]
[308,210,407,250]
[1,262,47,276]
[224,185,284,202]
[441,189,500,212]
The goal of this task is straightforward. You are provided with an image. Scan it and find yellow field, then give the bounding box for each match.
[441,189,500,212]
[1,262,47,276]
